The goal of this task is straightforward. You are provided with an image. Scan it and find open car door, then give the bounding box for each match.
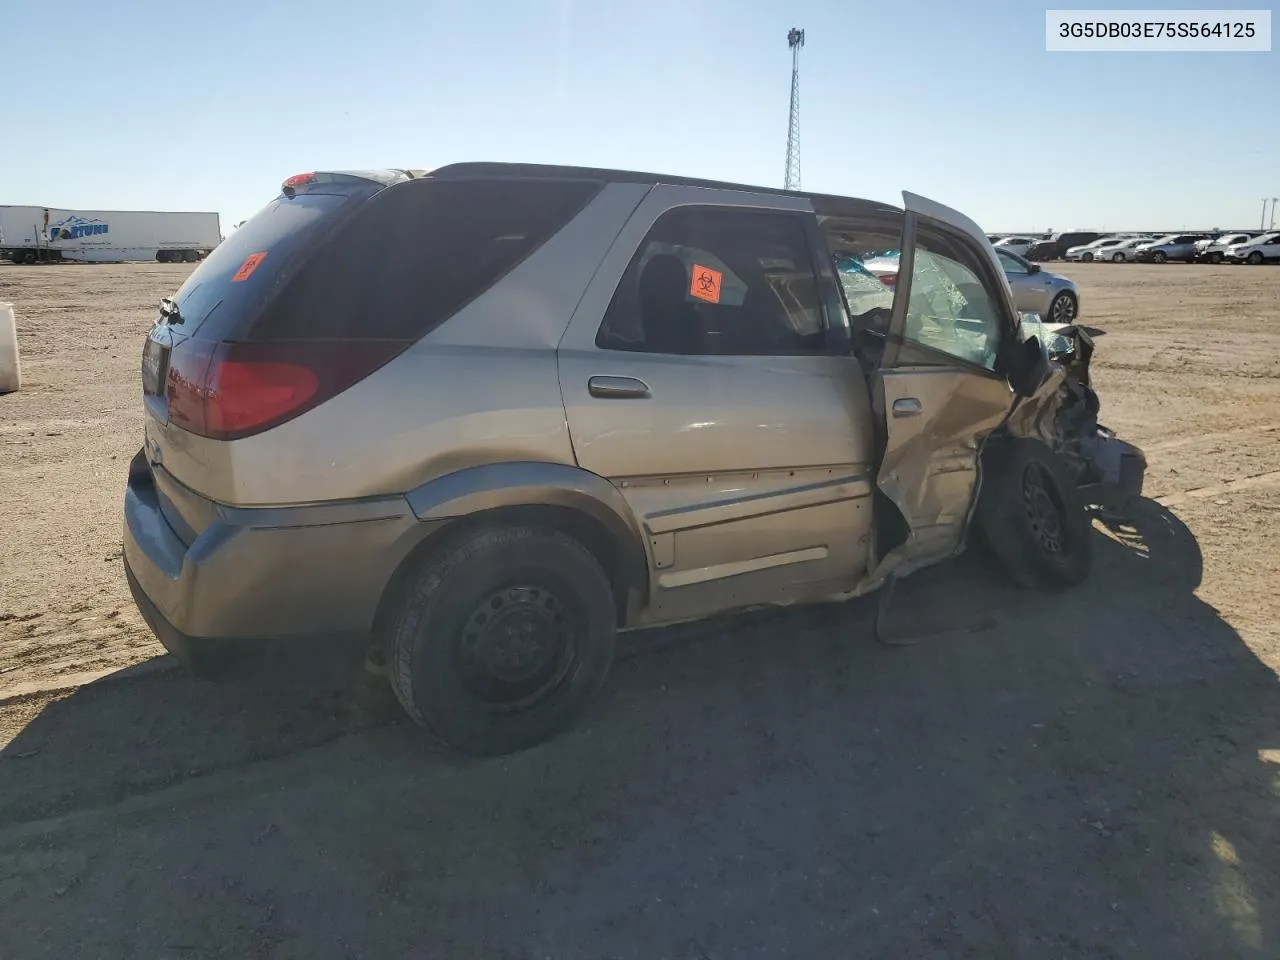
[865,192,1024,583]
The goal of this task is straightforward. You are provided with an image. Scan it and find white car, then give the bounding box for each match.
[992,236,1038,256]
[1096,237,1154,263]
[1066,236,1137,262]
[1224,232,1280,265]
[1193,233,1255,263]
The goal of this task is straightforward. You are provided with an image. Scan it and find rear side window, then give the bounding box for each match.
[596,207,826,356]
[248,178,601,341]
[173,193,355,339]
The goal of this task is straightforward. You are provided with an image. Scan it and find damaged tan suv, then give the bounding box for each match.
[123,164,1145,755]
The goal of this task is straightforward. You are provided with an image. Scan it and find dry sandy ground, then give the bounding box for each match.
[1,261,1280,958]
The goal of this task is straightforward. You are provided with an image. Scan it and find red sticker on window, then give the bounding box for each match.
[690,264,722,303]
[230,252,268,283]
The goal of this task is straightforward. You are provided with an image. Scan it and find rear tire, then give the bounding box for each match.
[387,526,617,755]
[1048,291,1077,324]
[973,440,1092,588]
[1249,251,1264,265]
[18,250,36,265]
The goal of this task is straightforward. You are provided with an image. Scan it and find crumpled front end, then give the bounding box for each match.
[1004,321,1147,509]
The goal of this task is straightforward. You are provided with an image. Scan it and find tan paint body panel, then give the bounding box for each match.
[559,185,878,624]
[871,366,1014,576]
[148,182,650,506]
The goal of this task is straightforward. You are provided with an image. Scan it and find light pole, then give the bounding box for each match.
[1262,198,1271,231]
[1271,199,1278,231]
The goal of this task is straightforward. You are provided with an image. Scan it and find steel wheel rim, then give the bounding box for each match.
[1022,463,1068,556]
[455,584,578,712]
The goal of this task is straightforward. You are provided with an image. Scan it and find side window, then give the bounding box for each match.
[249,179,601,341]
[596,207,825,356]
[998,250,1029,275]
[901,227,1004,371]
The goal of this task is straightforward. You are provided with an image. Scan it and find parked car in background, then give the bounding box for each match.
[1134,234,1213,263]
[1223,232,1280,264]
[1026,232,1102,262]
[1065,236,1132,262]
[1096,237,1153,262]
[1197,233,1258,263]
[992,236,1038,257]
[122,163,1145,755]
[995,249,1080,323]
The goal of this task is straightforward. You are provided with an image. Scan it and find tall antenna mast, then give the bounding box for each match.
[784,27,805,190]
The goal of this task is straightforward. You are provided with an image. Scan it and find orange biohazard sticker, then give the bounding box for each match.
[230,252,268,283]
[689,263,722,303]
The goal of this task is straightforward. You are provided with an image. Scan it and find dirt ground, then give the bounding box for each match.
[2,261,1280,958]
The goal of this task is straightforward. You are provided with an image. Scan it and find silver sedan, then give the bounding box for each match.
[995,248,1080,324]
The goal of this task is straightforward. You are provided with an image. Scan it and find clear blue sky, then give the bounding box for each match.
[3,0,1276,233]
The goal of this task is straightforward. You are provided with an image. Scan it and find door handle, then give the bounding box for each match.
[588,375,651,399]
[892,397,923,418]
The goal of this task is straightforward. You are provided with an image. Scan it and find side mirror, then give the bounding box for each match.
[1027,262,1041,274]
[1008,335,1052,398]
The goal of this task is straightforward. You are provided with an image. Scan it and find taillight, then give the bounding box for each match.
[165,339,408,441]
[281,172,317,196]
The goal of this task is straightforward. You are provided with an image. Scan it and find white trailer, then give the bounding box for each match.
[0,205,221,264]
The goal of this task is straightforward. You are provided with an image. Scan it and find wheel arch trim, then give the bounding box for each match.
[404,461,651,615]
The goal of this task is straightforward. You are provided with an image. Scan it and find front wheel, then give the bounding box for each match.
[1249,251,1264,265]
[387,526,617,755]
[1081,252,1094,262]
[1111,252,1125,262]
[1207,252,1223,264]
[973,440,1092,588]
[1152,251,1168,263]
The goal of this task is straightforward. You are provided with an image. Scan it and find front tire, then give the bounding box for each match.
[1152,251,1168,263]
[387,526,617,755]
[973,440,1092,588]
[1111,252,1125,262]
[1081,252,1094,262]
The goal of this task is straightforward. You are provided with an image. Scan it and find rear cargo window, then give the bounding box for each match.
[247,178,602,342]
[173,193,354,338]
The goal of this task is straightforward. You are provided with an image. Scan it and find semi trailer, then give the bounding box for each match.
[0,206,221,264]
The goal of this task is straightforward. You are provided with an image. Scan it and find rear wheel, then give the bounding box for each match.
[1048,290,1077,324]
[18,250,37,265]
[387,526,617,755]
[1249,251,1264,265]
[973,440,1092,588]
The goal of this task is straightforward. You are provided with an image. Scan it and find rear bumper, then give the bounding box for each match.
[122,449,431,651]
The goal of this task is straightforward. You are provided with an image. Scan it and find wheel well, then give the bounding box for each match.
[371,503,646,643]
